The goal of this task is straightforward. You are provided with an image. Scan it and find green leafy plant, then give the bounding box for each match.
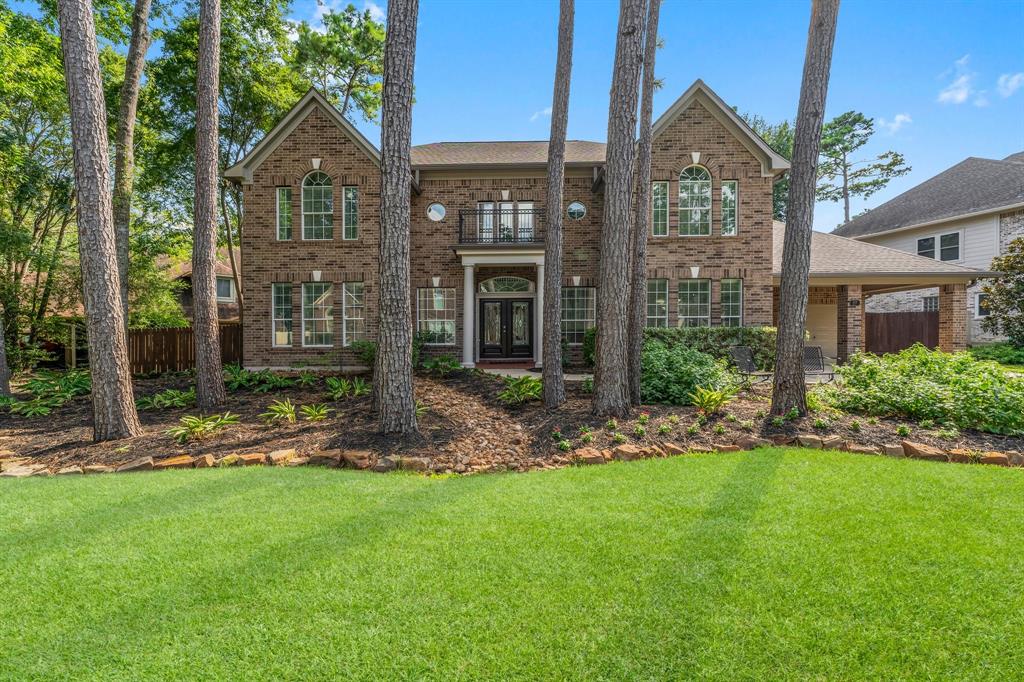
[137,387,196,410]
[813,418,830,430]
[970,342,1024,366]
[725,413,738,423]
[550,428,564,441]
[557,439,572,452]
[639,342,736,406]
[351,340,377,367]
[580,377,594,394]
[785,407,801,422]
[415,400,429,418]
[867,417,879,426]
[612,432,628,444]
[712,424,726,435]
[580,432,594,444]
[896,424,912,438]
[688,385,737,415]
[24,369,91,401]
[260,399,297,425]
[300,403,333,421]
[296,371,318,387]
[658,423,672,435]
[325,377,352,400]
[919,418,935,429]
[498,376,543,405]
[849,419,861,432]
[686,423,700,436]
[166,413,239,443]
[578,425,592,436]
[937,426,961,441]
[584,325,777,371]
[633,424,646,438]
[667,414,680,425]
[637,412,650,425]
[739,419,755,432]
[251,370,294,394]
[605,418,618,431]
[351,376,371,397]
[223,363,256,391]
[421,355,462,376]
[10,398,60,418]
[771,416,786,428]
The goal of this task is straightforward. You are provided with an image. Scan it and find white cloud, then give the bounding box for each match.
[937,54,975,104]
[878,113,912,134]
[973,91,990,107]
[529,106,552,122]
[364,1,385,22]
[997,72,1024,98]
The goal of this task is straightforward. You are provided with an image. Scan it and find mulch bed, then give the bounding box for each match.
[1,368,1022,474]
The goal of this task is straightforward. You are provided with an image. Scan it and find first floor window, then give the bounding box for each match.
[342,282,365,346]
[417,288,456,344]
[922,296,939,312]
[272,283,292,347]
[561,287,595,345]
[216,277,235,302]
[721,181,738,236]
[343,186,358,240]
[678,279,711,327]
[976,293,991,318]
[652,181,669,236]
[276,187,292,240]
[721,279,743,327]
[302,282,333,347]
[646,279,668,327]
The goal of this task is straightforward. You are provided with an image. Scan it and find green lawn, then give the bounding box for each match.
[2,449,1022,680]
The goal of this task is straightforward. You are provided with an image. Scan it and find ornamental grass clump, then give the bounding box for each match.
[822,344,1024,436]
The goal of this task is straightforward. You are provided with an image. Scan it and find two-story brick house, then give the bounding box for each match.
[225,80,989,370]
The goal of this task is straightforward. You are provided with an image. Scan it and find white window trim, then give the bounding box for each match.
[561,286,596,346]
[276,187,291,240]
[342,281,365,346]
[301,282,334,348]
[301,171,333,241]
[417,287,457,346]
[721,180,738,237]
[678,165,712,237]
[916,229,963,263]
[216,277,236,303]
[720,278,743,326]
[974,292,990,319]
[651,181,669,237]
[646,279,669,327]
[342,186,358,241]
[271,283,293,348]
[677,279,711,327]
[922,295,939,313]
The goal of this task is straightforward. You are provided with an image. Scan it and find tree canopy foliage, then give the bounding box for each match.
[982,237,1024,348]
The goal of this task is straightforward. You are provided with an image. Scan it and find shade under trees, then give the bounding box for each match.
[56,0,141,440]
[771,0,841,417]
[592,0,646,417]
[374,0,419,434]
[542,0,575,408]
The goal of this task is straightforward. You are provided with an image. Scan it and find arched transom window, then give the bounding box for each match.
[478,276,534,293]
[302,171,333,240]
[678,165,711,236]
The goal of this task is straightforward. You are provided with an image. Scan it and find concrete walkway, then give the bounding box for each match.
[478,367,591,382]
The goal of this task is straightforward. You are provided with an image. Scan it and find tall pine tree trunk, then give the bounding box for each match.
[592,0,645,418]
[542,0,574,408]
[193,0,226,410]
[374,0,418,434]
[0,303,10,397]
[57,0,142,440]
[112,0,153,330]
[627,0,661,406]
[771,0,840,416]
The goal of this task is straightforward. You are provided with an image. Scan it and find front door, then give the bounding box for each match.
[479,299,533,359]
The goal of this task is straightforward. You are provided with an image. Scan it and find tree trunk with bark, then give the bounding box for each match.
[56,0,142,440]
[112,0,153,330]
[627,0,661,406]
[542,0,575,408]
[193,0,227,410]
[592,0,646,417]
[374,0,419,434]
[0,303,10,397]
[771,0,840,416]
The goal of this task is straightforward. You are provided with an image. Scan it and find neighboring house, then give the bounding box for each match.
[166,248,242,323]
[833,153,1024,344]
[224,81,988,370]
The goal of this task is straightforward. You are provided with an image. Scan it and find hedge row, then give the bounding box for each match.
[581,326,776,370]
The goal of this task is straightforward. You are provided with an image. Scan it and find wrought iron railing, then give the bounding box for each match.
[457,208,545,244]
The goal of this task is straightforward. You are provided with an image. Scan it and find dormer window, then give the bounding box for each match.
[679,165,711,236]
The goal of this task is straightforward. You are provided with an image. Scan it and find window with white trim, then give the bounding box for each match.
[216,277,235,302]
[721,279,743,327]
[652,181,669,236]
[342,282,365,346]
[343,186,358,240]
[678,279,711,327]
[302,171,333,240]
[976,293,991,318]
[301,282,333,347]
[721,181,738,236]
[916,236,935,259]
[561,287,595,345]
[917,232,960,261]
[646,279,668,327]
[922,296,939,312]
[272,283,292,347]
[417,288,456,345]
[276,187,292,240]
[477,201,494,240]
[678,165,711,236]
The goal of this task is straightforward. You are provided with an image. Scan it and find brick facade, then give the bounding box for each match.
[938,283,968,351]
[836,284,864,362]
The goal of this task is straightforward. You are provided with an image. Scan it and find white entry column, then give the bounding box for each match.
[535,263,544,368]
[462,264,475,367]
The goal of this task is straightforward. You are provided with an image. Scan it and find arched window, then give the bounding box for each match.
[478,276,534,293]
[302,171,333,240]
[678,165,711,236]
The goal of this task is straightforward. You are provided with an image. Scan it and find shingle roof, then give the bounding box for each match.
[832,154,1024,239]
[410,140,605,168]
[773,222,987,276]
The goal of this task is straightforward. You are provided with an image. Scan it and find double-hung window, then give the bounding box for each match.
[302,282,333,347]
[646,279,668,327]
[976,293,991,318]
[721,181,738,236]
[276,187,292,240]
[651,181,669,236]
[272,283,293,347]
[917,232,961,261]
[679,166,712,235]
[216,277,235,302]
[678,279,711,327]
[561,287,596,345]
[417,288,456,345]
[342,282,365,346]
[922,295,939,312]
[302,171,333,240]
[720,279,743,327]
[477,201,494,241]
[343,186,358,240]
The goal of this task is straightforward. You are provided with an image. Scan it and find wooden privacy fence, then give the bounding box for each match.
[128,323,241,375]
[865,311,938,355]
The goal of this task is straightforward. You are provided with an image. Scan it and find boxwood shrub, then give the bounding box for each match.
[823,344,1024,436]
[639,342,736,406]
[582,326,776,370]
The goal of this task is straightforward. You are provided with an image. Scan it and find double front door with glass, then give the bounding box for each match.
[479,299,533,359]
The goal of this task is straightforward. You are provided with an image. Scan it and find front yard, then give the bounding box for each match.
[1,450,1021,679]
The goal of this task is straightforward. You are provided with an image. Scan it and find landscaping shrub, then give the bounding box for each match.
[583,326,776,370]
[639,342,735,406]
[498,376,543,405]
[823,344,1024,436]
[969,342,1024,367]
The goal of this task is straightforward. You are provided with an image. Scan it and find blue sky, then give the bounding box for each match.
[320,0,1024,231]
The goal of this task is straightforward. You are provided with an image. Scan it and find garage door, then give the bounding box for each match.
[806,304,837,358]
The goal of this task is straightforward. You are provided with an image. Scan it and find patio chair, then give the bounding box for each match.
[729,346,772,384]
[803,345,835,383]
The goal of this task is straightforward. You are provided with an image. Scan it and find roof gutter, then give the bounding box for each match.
[845,201,1024,241]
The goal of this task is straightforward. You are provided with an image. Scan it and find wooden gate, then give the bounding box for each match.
[865,312,938,354]
[127,323,241,374]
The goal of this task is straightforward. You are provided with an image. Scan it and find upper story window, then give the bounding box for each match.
[302,171,333,240]
[721,181,738,236]
[476,201,535,242]
[216,277,235,302]
[917,232,960,261]
[651,181,669,236]
[343,186,359,240]
[276,187,292,240]
[679,165,712,236]
[567,201,586,220]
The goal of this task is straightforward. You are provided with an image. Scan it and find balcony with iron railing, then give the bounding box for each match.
[457,208,545,245]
